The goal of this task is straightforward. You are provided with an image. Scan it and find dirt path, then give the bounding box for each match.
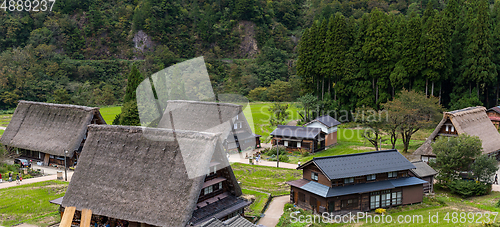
[257,196,290,227]
[228,149,298,169]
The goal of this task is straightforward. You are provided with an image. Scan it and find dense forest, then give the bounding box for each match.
[0,0,495,112]
[298,0,500,112]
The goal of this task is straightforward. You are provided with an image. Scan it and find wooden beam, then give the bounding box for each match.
[80,209,93,227]
[60,206,76,227]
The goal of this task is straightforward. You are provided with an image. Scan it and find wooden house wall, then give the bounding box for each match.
[402,184,423,205]
[325,131,337,147]
[331,170,410,186]
[302,165,331,187]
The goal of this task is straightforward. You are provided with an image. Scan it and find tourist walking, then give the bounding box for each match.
[16,175,20,185]
[8,172,12,182]
[495,174,498,185]
[0,173,2,183]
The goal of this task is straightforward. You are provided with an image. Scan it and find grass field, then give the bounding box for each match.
[246,102,302,141]
[277,190,500,227]
[232,163,301,196]
[0,180,68,227]
[99,106,122,124]
[242,189,271,217]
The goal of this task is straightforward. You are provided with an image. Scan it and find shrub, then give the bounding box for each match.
[265,146,287,156]
[496,199,500,208]
[375,208,386,214]
[447,180,489,198]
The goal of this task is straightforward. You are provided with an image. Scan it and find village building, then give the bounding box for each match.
[409,161,437,193]
[304,115,341,147]
[486,106,500,129]
[270,125,326,152]
[414,106,500,162]
[0,101,106,166]
[286,150,426,213]
[158,100,261,152]
[199,216,259,227]
[52,125,251,227]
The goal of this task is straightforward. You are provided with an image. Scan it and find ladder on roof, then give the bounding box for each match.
[60,207,93,227]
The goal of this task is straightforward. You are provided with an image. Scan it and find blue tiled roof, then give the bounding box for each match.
[310,150,416,180]
[314,115,341,127]
[270,125,322,139]
[298,177,427,198]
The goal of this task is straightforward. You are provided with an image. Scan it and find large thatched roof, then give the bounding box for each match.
[62,124,241,227]
[414,106,500,157]
[0,101,105,157]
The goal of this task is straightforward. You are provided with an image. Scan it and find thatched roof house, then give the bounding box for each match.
[414,106,500,162]
[0,101,106,165]
[486,106,500,129]
[61,124,249,227]
[157,100,260,151]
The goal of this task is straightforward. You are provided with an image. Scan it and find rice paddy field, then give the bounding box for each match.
[0,180,68,227]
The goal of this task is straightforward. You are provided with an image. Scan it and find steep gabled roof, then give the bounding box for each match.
[410,161,437,178]
[298,150,415,180]
[304,115,341,128]
[0,101,105,157]
[270,125,323,139]
[414,106,500,156]
[62,125,241,227]
[200,216,259,227]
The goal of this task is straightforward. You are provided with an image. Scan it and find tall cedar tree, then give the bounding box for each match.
[362,9,393,107]
[325,13,349,101]
[463,0,497,98]
[113,65,144,126]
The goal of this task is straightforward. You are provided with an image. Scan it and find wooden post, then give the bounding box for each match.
[60,206,76,227]
[80,209,93,227]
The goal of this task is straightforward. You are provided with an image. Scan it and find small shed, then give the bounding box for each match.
[304,115,341,147]
[409,161,437,193]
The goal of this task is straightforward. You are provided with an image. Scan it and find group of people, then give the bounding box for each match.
[0,172,23,184]
[246,151,262,165]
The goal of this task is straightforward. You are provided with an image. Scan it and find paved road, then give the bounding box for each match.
[257,196,290,227]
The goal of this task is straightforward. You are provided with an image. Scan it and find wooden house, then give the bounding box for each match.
[0,101,106,166]
[286,150,426,213]
[414,106,500,162]
[486,106,500,129]
[409,161,437,193]
[270,125,326,152]
[304,115,341,147]
[53,125,251,227]
[158,100,261,152]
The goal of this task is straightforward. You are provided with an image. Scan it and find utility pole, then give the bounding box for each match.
[64,150,68,181]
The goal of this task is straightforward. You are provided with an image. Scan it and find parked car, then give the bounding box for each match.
[14,158,31,168]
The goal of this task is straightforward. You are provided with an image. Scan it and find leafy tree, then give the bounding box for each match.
[248,87,268,102]
[355,106,385,150]
[431,134,482,183]
[269,103,289,126]
[297,93,318,123]
[449,88,483,111]
[383,90,443,152]
[471,155,499,183]
[52,88,71,104]
[266,80,293,102]
[114,65,144,126]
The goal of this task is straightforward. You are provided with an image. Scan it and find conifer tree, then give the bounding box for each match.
[113,65,145,126]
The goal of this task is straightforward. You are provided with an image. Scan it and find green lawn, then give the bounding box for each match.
[0,180,68,227]
[99,106,122,124]
[242,188,270,217]
[245,102,302,141]
[232,163,301,196]
[277,190,500,227]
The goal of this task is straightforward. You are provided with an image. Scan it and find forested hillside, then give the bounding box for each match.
[0,0,477,111]
[298,0,500,112]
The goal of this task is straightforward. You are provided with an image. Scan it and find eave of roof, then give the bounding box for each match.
[291,177,426,198]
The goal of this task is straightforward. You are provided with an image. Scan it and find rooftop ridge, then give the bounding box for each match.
[312,149,399,160]
[19,100,100,111]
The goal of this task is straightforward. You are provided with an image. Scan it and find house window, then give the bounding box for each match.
[219,182,223,190]
[299,192,305,202]
[204,186,213,195]
[391,192,402,205]
[297,142,301,148]
[367,174,376,181]
[370,192,380,209]
[284,141,289,147]
[341,199,358,208]
[451,126,455,132]
[445,125,449,132]
[289,141,297,148]
[234,123,238,129]
[344,177,354,184]
[401,171,408,177]
[388,172,397,178]
[311,172,319,181]
[381,190,391,207]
